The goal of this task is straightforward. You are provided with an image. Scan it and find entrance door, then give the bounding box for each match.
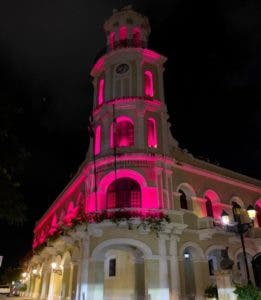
[252,253,261,289]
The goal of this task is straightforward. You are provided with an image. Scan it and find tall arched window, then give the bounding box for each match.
[107,178,141,209]
[147,118,157,148]
[144,70,154,97]
[179,189,188,210]
[119,26,127,46]
[205,196,214,217]
[111,117,134,148]
[132,27,141,47]
[94,125,101,155]
[98,78,104,105]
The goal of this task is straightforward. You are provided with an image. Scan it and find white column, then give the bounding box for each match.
[76,236,90,300]
[169,235,180,300]
[66,262,75,300]
[136,109,145,149]
[158,236,170,300]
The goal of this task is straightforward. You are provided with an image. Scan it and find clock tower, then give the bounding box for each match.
[87,6,177,212]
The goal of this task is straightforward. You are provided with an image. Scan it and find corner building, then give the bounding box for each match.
[25,7,261,300]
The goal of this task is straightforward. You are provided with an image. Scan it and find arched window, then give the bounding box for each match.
[109,32,115,50]
[108,258,116,277]
[132,27,141,47]
[98,78,104,105]
[144,70,154,97]
[147,118,157,148]
[107,178,141,209]
[119,26,127,46]
[179,189,188,210]
[205,196,214,217]
[94,125,101,155]
[111,117,134,148]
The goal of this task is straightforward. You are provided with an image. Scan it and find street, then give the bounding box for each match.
[0,296,31,300]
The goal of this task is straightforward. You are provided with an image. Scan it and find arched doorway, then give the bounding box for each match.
[91,239,152,300]
[252,253,261,289]
[182,247,196,299]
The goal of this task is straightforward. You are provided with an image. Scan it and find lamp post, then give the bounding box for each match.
[221,202,256,285]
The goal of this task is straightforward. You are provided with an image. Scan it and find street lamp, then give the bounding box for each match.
[221,201,257,285]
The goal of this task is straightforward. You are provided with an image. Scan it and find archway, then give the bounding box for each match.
[106,178,141,209]
[91,239,152,300]
[180,242,205,299]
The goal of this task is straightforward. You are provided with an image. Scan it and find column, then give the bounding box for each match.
[169,236,180,300]
[67,262,75,300]
[193,259,210,300]
[75,236,90,300]
[136,109,145,149]
[158,236,170,300]
[40,268,51,300]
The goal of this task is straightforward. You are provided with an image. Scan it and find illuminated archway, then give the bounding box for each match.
[106,178,141,209]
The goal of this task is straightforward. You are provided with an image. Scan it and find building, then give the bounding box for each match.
[24,6,261,300]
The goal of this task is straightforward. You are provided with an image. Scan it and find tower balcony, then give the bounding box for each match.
[94,39,148,62]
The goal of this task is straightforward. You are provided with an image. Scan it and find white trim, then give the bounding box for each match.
[92,238,152,260]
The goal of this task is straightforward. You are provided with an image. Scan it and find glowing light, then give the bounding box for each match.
[221,210,229,225]
[109,32,115,49]
[144,70,154,97]
[98,79,104,105]
[184,253,190,259]
[94,125,101,155]
[51,262,57,269]
[147,118,157,148]
[119,26,127,43]
[143,49,161,60]
[111,116,134,148]
[22,272,27,278]
[91,57,105,75]
[247,205,256,220]
[32,269,37,275]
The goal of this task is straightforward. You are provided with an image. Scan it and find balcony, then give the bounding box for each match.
[94,39,148,62]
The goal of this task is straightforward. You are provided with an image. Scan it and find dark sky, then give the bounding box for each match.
[0,0,261,270]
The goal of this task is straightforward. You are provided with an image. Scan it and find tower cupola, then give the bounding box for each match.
[104,6,151,52]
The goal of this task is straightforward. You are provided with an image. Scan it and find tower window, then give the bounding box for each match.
[132,27,141,47]
[109,32,115,50]
[107,178,141,209]
[147,118,157,148]
[144,70,154,97]
[98,78,104,105]
[179,189,188,210]
[205,197,214,218]
[119,26,127,46]
[108,258,116,277]
[111,117,134,148]
[94,125,101,155]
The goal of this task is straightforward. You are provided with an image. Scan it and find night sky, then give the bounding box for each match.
[0,0,261,271]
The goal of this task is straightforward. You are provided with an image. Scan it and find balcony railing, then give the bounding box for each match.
[94,39,148,62]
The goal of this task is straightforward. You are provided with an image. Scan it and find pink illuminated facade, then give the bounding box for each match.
[25,6,261,300]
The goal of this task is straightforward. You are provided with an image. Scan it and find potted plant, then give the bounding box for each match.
[204,284,218,299]
[233,284,261,300]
